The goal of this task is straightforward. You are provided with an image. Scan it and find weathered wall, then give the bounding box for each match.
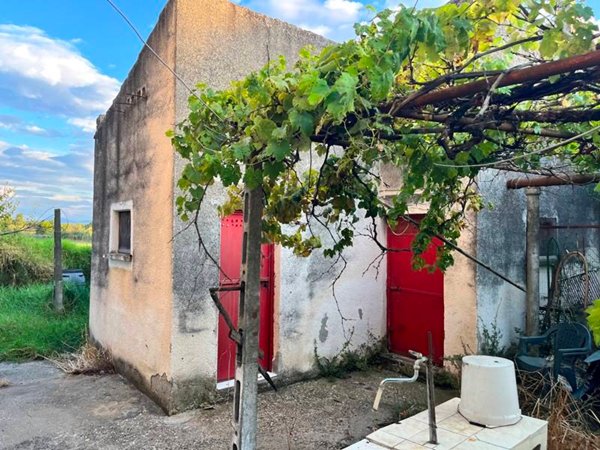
[169,0,385,396]
[443,211,478,358]
[476,170,600,349]
[275,222,386,377]
[90,1,176,411]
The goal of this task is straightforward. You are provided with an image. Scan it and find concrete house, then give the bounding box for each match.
[90,0,386,414]
[91,0,600,414]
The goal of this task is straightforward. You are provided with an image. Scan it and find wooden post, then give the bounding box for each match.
[231,186,264,450]
[525,187,540,335]
[54,209,65,312]
[53,208,64,313]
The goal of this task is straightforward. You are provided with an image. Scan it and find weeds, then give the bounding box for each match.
[48,342,114,375]
[0,235,91,286]
[0,282,89,361]
[395,400,428,421]
[314,336,384,379]
[518,370,600,449]
[479,322,505,356]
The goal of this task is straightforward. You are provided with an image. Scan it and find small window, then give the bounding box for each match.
[109,200,133,266]
[118,211,131,254]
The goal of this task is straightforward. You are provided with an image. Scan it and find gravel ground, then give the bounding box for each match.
[0,361,456,449]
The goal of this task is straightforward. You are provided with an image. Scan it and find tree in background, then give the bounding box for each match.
[0,186,16,228]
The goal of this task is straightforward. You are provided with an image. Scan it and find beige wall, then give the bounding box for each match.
[90,1,176,407]
[169,0,333,392]
[443,212,478,358]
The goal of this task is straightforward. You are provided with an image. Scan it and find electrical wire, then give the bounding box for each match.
[103,0,227,128]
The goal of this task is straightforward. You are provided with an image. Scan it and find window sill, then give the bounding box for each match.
[109,252,132,262]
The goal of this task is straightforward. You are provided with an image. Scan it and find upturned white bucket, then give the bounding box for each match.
[459,355,521,427]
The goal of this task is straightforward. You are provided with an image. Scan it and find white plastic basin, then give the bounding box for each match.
[458,355,521,427]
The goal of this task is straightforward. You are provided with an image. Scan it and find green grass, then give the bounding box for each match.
[0,282,89,361]
[0,235,91,286]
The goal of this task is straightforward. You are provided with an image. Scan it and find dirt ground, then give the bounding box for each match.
[0,361,457,449]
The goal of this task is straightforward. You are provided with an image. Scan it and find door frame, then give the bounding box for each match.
[386,214,445,365]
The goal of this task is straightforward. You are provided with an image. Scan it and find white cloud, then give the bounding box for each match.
[0,24,119,117]
[68,117,97,134]
[385,0,446,7]
[257,0,365,38]
[0,114,60,137]
[0,142,93,221]
[299,24,333,36]
[49,194,84,202]
[324,0,362,21]
[242,0,451,40]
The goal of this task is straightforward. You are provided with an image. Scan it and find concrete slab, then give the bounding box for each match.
[347,398,548,450]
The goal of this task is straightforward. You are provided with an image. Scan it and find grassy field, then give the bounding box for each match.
[0,235,91,286]
[0,235,91,361]
[0,282,89,361]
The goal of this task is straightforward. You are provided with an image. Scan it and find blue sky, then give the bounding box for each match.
[0,0,598,222]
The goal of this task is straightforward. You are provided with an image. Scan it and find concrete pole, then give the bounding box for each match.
[525,187,540,335]
[53,208,64,313]
[231,186,264,450]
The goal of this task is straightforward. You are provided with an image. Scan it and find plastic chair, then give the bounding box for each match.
[516,323,592,394]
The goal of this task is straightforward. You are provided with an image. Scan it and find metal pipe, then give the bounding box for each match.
[540,224,600,229]
[507,174,600,189]
[401,215,526,292]
[373,352,427,411]
[389,49,600,109]
[426,332,438,445]
[526,187,541,336]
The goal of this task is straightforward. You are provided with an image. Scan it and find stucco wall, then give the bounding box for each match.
[169,0,386,392]
[276,220,387,377]
[443,212,478,358]
[476,170,600,349]
[90,1,176,410]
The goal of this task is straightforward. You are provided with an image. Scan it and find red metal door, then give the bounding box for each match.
[387,216,444,365]
[217,212,275,382]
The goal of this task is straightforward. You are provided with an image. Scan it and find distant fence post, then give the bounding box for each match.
[53,208,64,312]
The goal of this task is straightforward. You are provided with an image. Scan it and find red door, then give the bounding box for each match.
[387,216,444,365]
[217,212,275,382]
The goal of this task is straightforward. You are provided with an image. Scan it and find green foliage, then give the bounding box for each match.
[313,338,383,379]
[0,282,89,361]
[586,299,600,346]
[0,213,92,241]
[171,0,600,269]
[478,322,519,358]
[0,235,91,286]
[479,322,506,357]
[0,186,16,225]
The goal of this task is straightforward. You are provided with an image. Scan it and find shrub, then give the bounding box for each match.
[313,334,384,379]
[586,299,600,346]
[0,235,91,286]
[0,240,52,285]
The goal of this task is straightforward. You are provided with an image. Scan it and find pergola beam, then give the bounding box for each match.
[383,49,600,110]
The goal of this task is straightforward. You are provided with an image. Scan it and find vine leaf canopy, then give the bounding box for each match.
[170,0,600,270]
